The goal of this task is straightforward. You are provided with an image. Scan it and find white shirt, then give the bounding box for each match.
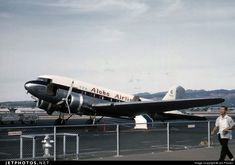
[215,114,234,139]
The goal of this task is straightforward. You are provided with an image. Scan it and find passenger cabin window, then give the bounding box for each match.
[47,83,57,96]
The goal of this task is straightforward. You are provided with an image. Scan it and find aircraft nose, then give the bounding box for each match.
[24,82,30,91]
[24,81,35,92]
[24,80,48,99]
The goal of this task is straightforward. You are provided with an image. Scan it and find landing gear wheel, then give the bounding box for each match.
[85,118,94,124]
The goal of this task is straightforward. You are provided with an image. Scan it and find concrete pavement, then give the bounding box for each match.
[86,143,235,161]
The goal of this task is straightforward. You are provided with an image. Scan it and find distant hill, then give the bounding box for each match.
[0,101,36,109]
[136,89,235,106]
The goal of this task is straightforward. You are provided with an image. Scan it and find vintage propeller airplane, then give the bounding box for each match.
[24,75,224,125]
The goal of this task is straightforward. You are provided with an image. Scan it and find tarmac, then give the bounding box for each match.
[1,116,235,161]
[87,142,235,161]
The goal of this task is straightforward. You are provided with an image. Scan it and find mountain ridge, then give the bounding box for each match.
[136,89,235,106]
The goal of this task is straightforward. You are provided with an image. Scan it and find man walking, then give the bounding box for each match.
[211,106,234,161]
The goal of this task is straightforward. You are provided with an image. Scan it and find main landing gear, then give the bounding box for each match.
[85,116,104,125]
[54,113,72,125]
[54,118,65,125]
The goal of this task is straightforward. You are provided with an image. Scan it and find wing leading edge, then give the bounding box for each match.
[92,98,224,118]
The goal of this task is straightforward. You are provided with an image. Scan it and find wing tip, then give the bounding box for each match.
[217,98,225,104]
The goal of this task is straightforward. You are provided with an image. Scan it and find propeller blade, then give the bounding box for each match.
[66,81,74,99]
[36,100,40,107]
[31,96,39,107]
[65,100,71,114]
[31,95,38,101]
[56,81,74,114]
[56,100,64,105]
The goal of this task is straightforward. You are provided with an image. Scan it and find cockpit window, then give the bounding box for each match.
[37,78,57,96]
[38,78,51,84]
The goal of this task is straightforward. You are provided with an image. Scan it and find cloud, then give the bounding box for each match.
[155,0,183,18]
[104,68,115,72]
[36,0,148,18]
[0,12,13,18]
[95,27,124,42]
[129,78,141,83]
[1,0,235,101]
[45,0,147,12]
[143,0,235,25]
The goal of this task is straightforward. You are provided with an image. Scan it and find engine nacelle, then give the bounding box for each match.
[68,94,84,114]
[37,100,56,115]
[37,94,84,115]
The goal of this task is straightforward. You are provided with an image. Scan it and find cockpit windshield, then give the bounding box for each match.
[37,78,51,84]
[37,78,57,96]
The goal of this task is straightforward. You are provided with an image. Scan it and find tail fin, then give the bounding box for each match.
[162,85,185,101]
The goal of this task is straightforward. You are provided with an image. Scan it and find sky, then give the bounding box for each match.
[0,0,235,101]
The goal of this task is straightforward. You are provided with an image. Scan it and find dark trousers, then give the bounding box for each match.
[218,134,233,161]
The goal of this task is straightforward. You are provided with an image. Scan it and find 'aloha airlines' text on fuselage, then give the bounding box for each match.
[91,88,110,97]
[91,87,133,102]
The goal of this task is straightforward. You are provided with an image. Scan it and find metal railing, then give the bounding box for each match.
[1,120,231,160]
[20,132,79,160]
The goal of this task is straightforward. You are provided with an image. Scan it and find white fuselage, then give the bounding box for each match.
[39,75,136,102]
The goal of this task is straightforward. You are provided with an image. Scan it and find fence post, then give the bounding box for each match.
[76,135,79,160]
[116,124,120,156]
[63,135,66,156]
[20,136,23,159]
[32,137,35,159]
[54,126,56,161]
[208,121,211,147]
[167,122,170,152]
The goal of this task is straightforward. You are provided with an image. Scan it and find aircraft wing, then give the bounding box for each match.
[92,98,224,118]
[158,112,207,120]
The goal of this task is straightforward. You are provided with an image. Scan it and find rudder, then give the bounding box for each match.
[162,85,185,100]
